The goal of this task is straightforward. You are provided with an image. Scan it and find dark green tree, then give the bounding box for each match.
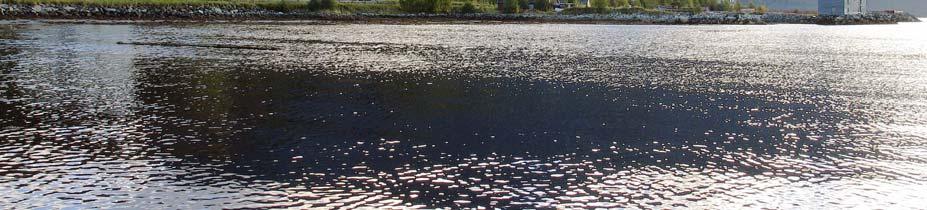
[458,1,480,13]
[591,0,609,10]
[641,0,658,9]
[501,0,520,13]
[617,0,630,7]
[705,0,716,8]
[308,0,336,11]
[519,0,531,10]
[535,0,553,11]
[399,0,452,13]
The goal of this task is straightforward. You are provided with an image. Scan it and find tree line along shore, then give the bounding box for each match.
[1,0,770,15]
[0,0,920,24]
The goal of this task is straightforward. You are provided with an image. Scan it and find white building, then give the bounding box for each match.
[818,0,867,16]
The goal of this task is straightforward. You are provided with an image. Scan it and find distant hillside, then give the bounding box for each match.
[739,0,925,16]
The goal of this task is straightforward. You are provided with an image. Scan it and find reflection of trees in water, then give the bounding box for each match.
[133,57,237,157]
[0,42,26,127]
[126,55,885,208]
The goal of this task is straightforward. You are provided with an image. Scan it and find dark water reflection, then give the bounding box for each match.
[133,56,871,208]
[2,22,926,209]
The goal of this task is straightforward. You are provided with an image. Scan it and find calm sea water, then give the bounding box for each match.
[1,21,926,209]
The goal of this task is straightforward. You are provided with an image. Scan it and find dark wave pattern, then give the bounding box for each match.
[1,22,926,209]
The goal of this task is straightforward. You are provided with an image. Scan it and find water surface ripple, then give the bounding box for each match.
[1,21,927,209]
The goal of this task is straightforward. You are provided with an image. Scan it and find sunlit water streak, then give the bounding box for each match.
[1,21,926,209]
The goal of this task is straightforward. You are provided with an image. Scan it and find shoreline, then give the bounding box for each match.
[0,3,920,25]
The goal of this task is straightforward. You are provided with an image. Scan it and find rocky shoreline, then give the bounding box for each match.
[0,4,920,25]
